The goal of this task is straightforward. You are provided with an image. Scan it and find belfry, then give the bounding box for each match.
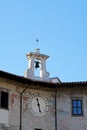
[24,48,50,81]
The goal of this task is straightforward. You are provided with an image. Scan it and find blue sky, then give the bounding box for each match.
[0,0,87,82]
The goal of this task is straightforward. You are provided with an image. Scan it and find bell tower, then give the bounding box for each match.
[24,49,50,81]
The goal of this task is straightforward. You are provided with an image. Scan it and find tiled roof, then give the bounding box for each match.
[0,70,87,88]
[0,70,55,88]
[57,81,87,88]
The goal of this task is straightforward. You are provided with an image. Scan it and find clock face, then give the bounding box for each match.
[28,93,49,117]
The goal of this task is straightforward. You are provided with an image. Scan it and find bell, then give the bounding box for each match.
[35,61,40,69]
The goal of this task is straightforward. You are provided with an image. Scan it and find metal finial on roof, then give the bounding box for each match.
[35,38,40,53]
[36,38,39,48]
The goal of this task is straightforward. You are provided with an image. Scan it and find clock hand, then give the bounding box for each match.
[36,98,41,112]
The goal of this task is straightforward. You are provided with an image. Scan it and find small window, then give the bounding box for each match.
[0,91,9,109]
[72,99,83,116]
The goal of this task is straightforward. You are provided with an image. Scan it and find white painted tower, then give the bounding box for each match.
[24,49,50,81]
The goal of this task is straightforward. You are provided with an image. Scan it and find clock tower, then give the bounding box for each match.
[24,48,50,81]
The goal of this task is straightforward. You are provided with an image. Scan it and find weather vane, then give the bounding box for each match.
[36,38,39,48]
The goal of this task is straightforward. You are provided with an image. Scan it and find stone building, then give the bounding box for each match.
[0,49,87,130]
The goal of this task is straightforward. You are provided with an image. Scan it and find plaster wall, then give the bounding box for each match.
[0,80,20,130]
[1,79,87,130]
[57,90,87,130]
[22,89,55,130]
[0,80,55,130]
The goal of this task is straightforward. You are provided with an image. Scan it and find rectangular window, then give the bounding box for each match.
[1,91,9,109]
[0,90,9,110]
[72,99,83,116]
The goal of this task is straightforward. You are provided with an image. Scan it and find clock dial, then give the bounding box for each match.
[28,93,48,117]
